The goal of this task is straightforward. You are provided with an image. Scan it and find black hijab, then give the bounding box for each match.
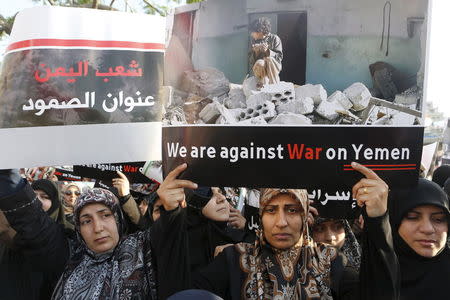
[432,164,450,187]
[390,178,450,300]
[31,179,61,218]
[185,187,244,272]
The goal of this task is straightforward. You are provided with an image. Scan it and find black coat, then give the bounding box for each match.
[192,212,399,300]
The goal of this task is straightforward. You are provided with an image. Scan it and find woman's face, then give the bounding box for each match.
[151,198,163,222]
[64,185,80,207]
[398,205,448,258]
[79,203,119,254]
[312,220,346,249]
[201,187,230,222]
[262,194,303,249]
[35,189,52,212]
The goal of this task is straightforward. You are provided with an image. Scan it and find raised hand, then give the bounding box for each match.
[351,162,389,218]
[157,163,198,211]
[112,171,130,197]
[228,206,246,230]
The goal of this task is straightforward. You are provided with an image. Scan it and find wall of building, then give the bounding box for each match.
[181,0,429,94]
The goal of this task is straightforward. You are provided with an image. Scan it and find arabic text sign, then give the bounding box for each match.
[0,6,165,168]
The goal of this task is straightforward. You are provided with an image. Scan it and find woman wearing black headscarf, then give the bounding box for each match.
[0,169,192,300]
[158,162,399,300]
[184,186,246,272]
[390,178,450,300]
[0,179,71,300]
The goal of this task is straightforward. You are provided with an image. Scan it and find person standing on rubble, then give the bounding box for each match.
[249,17,283,89]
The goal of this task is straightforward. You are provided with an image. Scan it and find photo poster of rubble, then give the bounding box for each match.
[159,0,430,217]
[0,6,165,169]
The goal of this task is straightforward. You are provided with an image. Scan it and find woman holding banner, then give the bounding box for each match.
[0,169,191,300]
[159,162,399,300]
[390,178,450,300]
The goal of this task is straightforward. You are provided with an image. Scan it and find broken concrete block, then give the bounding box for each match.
[247,92,272,108]
[316,100,342,121]
[276,97,314,115]
[328,91,353,110]
[242,76,259,98]
[180,68,230,98]
[344,82,371,111]
[295,84,327,105]
[269,113,312,125]
[199,101,222,123]
[240,101,276,121]
[261,82,295,106]
[224,84,246,109]
[237,115,268,125]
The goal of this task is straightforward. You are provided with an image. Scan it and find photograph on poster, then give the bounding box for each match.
[164,0,428,127]
[162,0,428,191]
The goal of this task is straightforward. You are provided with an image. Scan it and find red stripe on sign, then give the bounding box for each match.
[6,39,165,52]
[343,167,417,171]
[343,164,416,167]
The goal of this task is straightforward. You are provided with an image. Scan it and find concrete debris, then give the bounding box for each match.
[344,82,371,111]
[239,101,276,121]
[199,101,222,123]
[315,100,342,121]
[260,82,295,106]
[180,68,230,98]
[276,97,314,115]
[336,109,361,122]
[237,115,268,125]
[224,84,246,109]
[269,113,312,125]
[294,84,327,106]
[242,76,259,98]
[165,68,420,126]
[247,92,273,108]
[328,91,353,110]
[394,86,420,105]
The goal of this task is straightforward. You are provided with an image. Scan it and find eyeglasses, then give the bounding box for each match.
[65,190,81,196]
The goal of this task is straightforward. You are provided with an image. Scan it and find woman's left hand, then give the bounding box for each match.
[351,162,389,218]
[112,171,130,197]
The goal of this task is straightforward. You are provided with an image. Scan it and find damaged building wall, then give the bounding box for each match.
[191,0,249,84]
[246,0,428,94]
[183,0,427,95]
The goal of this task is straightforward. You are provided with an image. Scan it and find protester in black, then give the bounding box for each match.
[0,169,191,300]
[157,162,399,300]
[390,178,450,300]
[0,179,71,300]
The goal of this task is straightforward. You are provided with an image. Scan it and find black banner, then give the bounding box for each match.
[162,125,423,190]
[54,168,82,181]
[73,162,154,183]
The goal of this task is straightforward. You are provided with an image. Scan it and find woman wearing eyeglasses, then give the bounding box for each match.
[61,182,81,226]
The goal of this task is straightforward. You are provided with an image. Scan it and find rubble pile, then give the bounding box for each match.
[164,67,422,126]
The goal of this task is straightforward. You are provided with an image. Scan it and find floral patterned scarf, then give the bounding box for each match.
[236,189,336,300]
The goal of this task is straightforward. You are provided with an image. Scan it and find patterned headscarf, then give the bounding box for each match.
[52,188,157,300]
[236,188,336,299]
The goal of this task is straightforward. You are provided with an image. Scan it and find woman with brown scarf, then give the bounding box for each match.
[160,162,399,300]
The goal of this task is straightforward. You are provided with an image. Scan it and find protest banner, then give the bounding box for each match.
[54,167,82,182]
[162,0,430,217]
[73,162,158,183]
[0,6,165,169]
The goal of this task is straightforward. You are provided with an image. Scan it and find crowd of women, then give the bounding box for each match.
[0,163,449,300]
